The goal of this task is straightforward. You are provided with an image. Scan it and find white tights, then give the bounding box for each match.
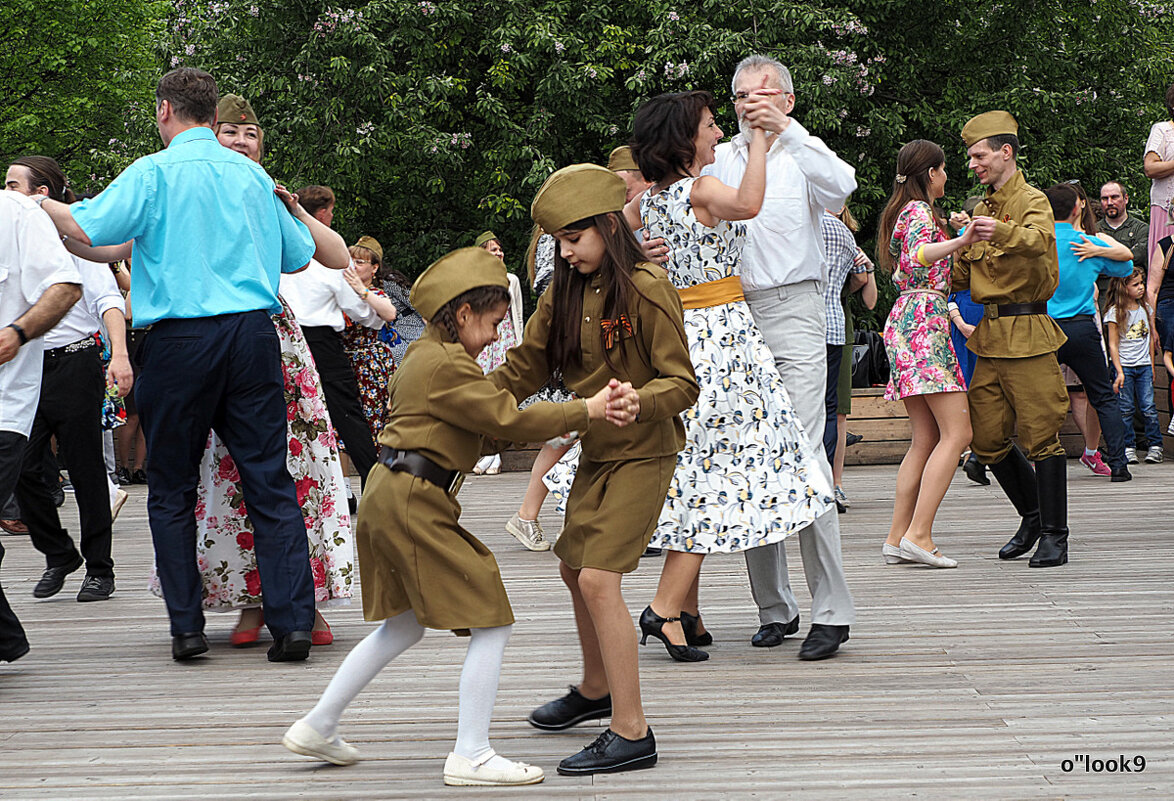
[302,611,513,764]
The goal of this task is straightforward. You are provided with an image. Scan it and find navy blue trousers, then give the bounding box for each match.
[136,311,314,638]
[1055,316,1127,471]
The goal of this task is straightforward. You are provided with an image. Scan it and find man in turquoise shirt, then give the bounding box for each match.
[1044,183,1133,481]
[39,68,320,662]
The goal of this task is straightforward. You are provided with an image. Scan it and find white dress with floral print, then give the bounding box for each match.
[545,178,833,553]
[149,299,354,609]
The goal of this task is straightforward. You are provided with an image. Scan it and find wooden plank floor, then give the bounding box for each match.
[1,463,1171,799]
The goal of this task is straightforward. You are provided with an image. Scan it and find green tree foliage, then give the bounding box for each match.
[0,0,163,188]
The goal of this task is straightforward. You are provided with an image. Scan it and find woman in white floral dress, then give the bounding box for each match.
[149,96,353,646]
[627,90,833,660]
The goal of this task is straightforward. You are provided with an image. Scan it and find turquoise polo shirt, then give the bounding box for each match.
[1047,222,1133,319]
[72,126,315,327]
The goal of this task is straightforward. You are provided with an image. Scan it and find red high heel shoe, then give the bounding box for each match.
[230,611,264,647]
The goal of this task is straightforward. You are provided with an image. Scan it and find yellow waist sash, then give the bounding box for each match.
[677,275,744,310]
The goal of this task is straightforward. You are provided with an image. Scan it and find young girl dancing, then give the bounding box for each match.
[282,246,638,786]
[489,164,699,775]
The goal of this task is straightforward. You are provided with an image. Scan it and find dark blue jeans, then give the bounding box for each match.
[1155,297,1174,352]
[1117,364,1163,448]
[135,311,314,638]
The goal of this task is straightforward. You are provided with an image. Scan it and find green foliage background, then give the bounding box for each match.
[3,0,1172,327]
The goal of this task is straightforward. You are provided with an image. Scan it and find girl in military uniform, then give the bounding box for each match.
[283,246,637,787]
[488,164,700,775]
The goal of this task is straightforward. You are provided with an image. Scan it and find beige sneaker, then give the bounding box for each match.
[506,514,551,551]
[443,751,544,786]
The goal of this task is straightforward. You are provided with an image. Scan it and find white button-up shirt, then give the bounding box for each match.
[702,120,857,291]
[0,192,83,436]
[279,259,382,332]
[44,256,124,349]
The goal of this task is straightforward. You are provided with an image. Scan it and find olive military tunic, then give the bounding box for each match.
[953,170,1069,462]
[358,328,590,631]
[490,262,700,572]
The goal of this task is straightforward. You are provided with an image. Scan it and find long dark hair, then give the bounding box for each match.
[546,212,668,374]
[11,155,76,203]
[630,91,717,184]
[876,140,947,271]
[1107,266,1150,336]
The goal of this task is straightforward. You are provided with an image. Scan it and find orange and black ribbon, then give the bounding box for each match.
[601,315,633,349]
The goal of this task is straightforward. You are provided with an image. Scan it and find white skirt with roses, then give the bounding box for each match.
[148,301,354,611]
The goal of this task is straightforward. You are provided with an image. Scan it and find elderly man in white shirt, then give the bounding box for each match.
[702,54,858,661]
[279,187,384,490]
[0,190,83,662]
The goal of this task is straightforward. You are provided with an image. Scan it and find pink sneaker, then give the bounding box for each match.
[1079,451,1111,476]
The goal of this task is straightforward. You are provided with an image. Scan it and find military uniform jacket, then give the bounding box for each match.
[490,262,699,462]
[953,171,1066,358]
[377,328,590,469]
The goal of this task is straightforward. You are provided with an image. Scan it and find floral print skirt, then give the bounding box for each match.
[883,291,967,400]
[149,303,354,610]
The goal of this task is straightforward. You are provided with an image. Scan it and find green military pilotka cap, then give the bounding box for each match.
[217,94,260,127]
[531,164,626,233]
[353,235,383,262]
[961,110,1019,147]
[607,146,639,173]
[474,230,499,248]
[410,247,509,320]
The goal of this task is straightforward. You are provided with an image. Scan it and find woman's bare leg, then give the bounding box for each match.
[647,551,705,645]
[884,395,937,548]
[902,392,972,551]
[576,567,646,740]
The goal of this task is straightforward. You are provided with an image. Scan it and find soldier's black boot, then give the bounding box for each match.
[1029,455,1068,568]
[986,446,1041,559]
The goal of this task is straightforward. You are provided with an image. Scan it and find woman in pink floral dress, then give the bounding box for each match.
[877,140,978,569]
[149,97,353,645]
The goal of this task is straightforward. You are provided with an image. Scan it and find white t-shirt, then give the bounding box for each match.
[1104,304,1152,367]
[44,256,124,349]
[1144,121,1174,209]
[0,193,83,436]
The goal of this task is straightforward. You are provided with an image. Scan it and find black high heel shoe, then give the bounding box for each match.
[679,611,713,647]
[639,607,709,662]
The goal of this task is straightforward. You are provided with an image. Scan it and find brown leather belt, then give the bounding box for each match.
[983,302,1049,319]
[379,446,463,494]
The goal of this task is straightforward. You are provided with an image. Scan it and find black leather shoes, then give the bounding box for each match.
[557,727,657,775]
[76,575,115,602]
[0,639,30,663]
[33,555,84,598]
[268,630,313,662]
[172,632,209,661]
[679,611,713,647]
[528,686,612,730]
[1110,466,1132,482]
[751,615,799,648]
[963,454,990,485]
[798,624,849,661]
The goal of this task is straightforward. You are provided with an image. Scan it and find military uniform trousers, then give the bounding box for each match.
[743,282,856,627]
[968,352,1069,463]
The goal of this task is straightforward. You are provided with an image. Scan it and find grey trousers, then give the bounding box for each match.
[743,281,856,627]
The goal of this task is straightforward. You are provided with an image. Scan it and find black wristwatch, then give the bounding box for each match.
[5,322,28,345]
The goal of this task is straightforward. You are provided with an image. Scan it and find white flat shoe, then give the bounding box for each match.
[282,719,359,765]
[443,751,544,786]
[899,537,958,569]
[882,543,912,565]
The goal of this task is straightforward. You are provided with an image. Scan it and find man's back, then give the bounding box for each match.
[72,127,314,327]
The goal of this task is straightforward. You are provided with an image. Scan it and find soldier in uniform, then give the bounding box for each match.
[283,246,637,787]
[952,111,1071,568]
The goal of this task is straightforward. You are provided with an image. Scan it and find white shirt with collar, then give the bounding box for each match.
[0,192,83,436]
[44,256,125,349]
[278,259,382,332]
[702,120,857,292]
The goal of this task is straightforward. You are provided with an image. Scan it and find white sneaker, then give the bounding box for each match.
[443,751,544,786]
[834,486,851,508]
[282,719,359,766]
[110,489,129,523]
[1145,446,1164,464]
[506,514,551,551]
[1125,447,1139,464]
